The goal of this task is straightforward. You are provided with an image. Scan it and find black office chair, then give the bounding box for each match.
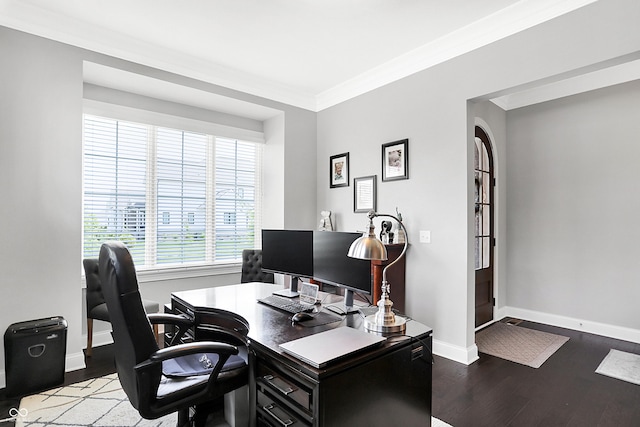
[99,241,249,427]
[240,249,274,283]
[83,258,160,357]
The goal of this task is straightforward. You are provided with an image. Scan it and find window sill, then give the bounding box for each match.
[136,262,241,283]
[81,262,241,287]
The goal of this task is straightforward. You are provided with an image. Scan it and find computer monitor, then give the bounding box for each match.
[262,229,314,297]
[313,231,372,313]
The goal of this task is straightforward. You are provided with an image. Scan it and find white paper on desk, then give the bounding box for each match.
[279,327,386,368]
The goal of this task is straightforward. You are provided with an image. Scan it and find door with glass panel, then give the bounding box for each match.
[475,126,495,327]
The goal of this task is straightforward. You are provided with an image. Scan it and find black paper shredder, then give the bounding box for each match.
[4,316,68,397]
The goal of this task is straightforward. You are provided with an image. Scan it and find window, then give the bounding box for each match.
[83,114,262,269]
[474,127,493,270]
[474,125,495,327]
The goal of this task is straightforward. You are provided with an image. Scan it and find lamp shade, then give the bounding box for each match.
[347,233,388,261]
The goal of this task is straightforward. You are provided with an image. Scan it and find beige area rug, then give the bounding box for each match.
[596,349,640,385]
[15,373,452,427]
[16,374,177,427]
[476,322,569,368]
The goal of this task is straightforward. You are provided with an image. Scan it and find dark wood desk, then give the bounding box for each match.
[171,283,433,427]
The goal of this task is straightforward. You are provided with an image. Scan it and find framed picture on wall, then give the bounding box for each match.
[330,152,349,188]
[382,139,409,181]
[354,175,377,212]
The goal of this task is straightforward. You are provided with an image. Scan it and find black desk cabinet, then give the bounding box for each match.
[253,335,432,427]
[171,283,432,427]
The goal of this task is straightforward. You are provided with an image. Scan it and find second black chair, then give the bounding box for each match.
[240,249,274,283]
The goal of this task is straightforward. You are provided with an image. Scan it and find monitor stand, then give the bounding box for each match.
[325,289,360,315]
[273,276,300,298]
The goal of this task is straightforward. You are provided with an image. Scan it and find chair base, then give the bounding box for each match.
[224,385,249,427]
[172,391,247,427]
[177,399,224,427]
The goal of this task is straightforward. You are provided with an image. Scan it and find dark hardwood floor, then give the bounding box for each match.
[3,320,640,426]
[433,320,640,427]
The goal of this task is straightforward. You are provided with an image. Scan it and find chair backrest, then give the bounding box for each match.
[99,241,159,409]
[241,249,275,283]
[83,258,106,314]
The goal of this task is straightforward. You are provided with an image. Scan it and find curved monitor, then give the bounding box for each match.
[313,231,372,312]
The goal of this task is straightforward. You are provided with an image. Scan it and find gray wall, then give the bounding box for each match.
[0,26,317,386]
[0,25,86,378]
[317,0,640,362]
[506,80,640,333]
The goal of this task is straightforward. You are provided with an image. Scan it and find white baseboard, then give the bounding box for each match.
[503,306,640,344]
[66,351,86,372]
[433,338,479,365]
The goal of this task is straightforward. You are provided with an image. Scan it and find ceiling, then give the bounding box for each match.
[2,0,623,113]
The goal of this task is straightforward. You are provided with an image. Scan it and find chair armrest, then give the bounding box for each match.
[137,341,239,379]
[148,313,194,346]
[148,313,193,327]
[149,341,238,363]
[134,340,244,408]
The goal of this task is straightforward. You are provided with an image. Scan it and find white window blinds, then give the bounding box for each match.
[83,114,262,269]
[214,138,261,260]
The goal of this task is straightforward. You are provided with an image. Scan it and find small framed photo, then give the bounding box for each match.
[382,139,409,181]
[330,152,349,188]
[354,175,377,212]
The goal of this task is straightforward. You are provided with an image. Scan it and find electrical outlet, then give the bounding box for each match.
[419,230,431,243]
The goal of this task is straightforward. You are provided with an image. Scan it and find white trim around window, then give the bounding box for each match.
[82,100,264,275]
[83,99,265,144]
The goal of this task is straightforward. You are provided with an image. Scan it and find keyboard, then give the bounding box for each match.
[258,295,314,314]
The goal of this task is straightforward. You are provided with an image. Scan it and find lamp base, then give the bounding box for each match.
[363,314,406,334]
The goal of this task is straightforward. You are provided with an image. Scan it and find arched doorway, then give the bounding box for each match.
[475,125,495,328]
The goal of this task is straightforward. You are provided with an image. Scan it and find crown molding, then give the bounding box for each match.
[83,61,283,122]
[1,0,597,112]
[492,58,640,110]
[316,0,598,110]
[0,1,318,111]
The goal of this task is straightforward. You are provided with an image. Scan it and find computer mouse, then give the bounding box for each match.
[291,312,314,323]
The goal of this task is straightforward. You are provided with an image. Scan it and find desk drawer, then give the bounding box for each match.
[257,389,309,427]
[256,362,313,413]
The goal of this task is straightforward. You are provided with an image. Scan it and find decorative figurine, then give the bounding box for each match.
[319,210,333,231]
[395,207,405,243]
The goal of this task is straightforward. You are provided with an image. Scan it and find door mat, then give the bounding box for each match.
[476,322,569,368]
[596,349,640,386]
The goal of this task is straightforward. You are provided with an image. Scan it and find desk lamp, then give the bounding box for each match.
[347,210,408,333]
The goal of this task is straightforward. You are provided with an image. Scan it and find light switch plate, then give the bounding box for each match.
[419,230,431,243]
